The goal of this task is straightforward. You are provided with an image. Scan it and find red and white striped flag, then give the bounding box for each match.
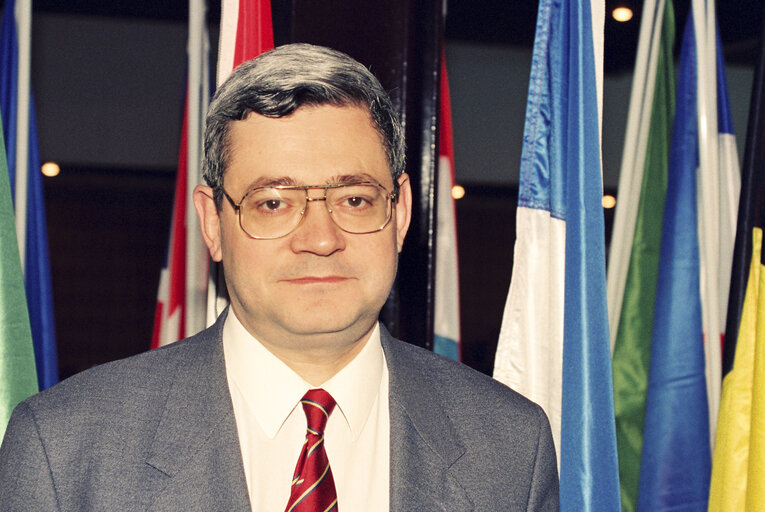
[152,104,194,348]
[217,0,274,85]
[203,0,276,325]
[152,0,211,347]
[154,0,274,346]
[155,0,276,347]
[433,47,461,360]
[155,0,275,346]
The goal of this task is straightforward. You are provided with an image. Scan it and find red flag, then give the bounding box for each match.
[217,0,274,85]
[152,103,190,348]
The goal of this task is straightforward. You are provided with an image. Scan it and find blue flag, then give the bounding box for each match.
[637,17,712,510]
[493,0,620,509]
[1,0,58,390]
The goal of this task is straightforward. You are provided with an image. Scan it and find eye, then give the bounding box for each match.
[333,185,381,211]
[253,197,295,216]
[244,188,300,216]
[261,199,285,211]
[344,196,370,208]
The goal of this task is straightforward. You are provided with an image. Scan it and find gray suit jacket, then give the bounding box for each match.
[0,313,559,511]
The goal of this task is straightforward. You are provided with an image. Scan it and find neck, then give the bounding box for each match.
[279,341,369,385]
[234,315,377,386]
[268,331,374,385]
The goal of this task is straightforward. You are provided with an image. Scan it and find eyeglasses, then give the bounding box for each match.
[222,181,399,239]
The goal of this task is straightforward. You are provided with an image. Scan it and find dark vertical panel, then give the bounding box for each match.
[270,0,292,46]
[290,0,442,349]
[289,1,408,116]
[397,0,441,351]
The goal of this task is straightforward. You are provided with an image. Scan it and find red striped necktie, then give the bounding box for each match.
[285,389,339,512]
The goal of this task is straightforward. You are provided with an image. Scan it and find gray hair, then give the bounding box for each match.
[203,43,406,208]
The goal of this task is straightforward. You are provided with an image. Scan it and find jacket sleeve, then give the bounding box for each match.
[526,404,560,511]
[0,402,60,511]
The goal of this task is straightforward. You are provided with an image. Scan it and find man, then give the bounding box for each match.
[0,44,558,511]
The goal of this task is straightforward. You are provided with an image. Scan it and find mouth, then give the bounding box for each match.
[282,276,351,285]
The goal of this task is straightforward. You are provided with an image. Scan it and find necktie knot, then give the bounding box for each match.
[301,389,336,435]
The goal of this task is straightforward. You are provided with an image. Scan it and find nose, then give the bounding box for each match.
[288,196,346,256]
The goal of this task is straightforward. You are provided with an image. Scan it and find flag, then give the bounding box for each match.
[152,103,193,348]
[217,0,274,85]
[198,0,275,324]
[1,0,58,389]
[701,12,742,449]
[708,230,765,510]
[636,17,712,509]
[433,46,461,361]
[708,8,765,509]
[493,0,620,509]
[0,115,37,440]
[609,3,739,507]
[152,0,212,347]
[608,2,675,510]
[154,0,275,345]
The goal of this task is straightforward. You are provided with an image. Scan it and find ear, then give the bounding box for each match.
[394,173,412,253]
[193,185,223,262]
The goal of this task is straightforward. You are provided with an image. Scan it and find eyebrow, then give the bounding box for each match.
[243,176,299,189]
[331,173,381,185]
[244,172,383,189]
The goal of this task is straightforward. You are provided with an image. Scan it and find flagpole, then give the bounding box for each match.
[186,0,208,336]
[704,0,722,446]
[14,0,31,271]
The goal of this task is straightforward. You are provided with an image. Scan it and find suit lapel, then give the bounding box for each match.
[145,312,251,512]
[140,320,472,511]
[382,329,474,511]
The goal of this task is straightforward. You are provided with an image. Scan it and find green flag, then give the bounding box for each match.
[0,116,38,441]
[610,1,675,510]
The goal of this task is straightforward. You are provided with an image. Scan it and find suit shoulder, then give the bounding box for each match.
[387,338,545,420]
[384,336,559,509]
[22,326,218,419]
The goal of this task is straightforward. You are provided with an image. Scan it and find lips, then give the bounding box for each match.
[283,276,351,284]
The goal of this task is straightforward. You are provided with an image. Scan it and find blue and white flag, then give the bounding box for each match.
[493,0,620,509]
[1,0,58,390]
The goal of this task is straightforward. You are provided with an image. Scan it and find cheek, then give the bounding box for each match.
[220,235,271,292]
[356,236,399,287]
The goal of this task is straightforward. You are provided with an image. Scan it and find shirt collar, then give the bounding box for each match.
[321,322,384,439]
[223,309,384,440]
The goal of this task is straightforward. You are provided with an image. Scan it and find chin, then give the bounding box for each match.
[282,311,377,339]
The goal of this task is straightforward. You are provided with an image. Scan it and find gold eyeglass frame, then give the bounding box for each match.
[221,180,400,240]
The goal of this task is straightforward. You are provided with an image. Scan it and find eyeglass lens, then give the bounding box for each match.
[238,184,392,239]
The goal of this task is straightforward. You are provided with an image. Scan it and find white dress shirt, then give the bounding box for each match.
[222,310,390,511]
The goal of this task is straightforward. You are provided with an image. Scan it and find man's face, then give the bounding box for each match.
[195,105,411,359]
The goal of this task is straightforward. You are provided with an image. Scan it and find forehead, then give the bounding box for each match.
[225,105,390,190]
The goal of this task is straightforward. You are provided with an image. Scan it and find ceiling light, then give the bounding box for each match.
[612,7,633,22]
[41,162,60,177]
